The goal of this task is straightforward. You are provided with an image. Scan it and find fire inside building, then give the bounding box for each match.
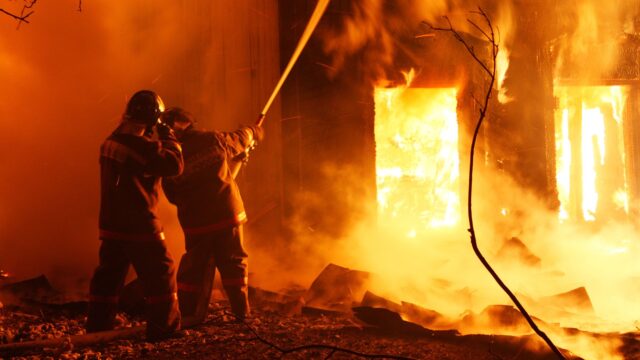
[0,0,639,359]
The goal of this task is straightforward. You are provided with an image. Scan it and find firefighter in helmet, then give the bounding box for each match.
[87,90,183,340]
[161,107,263,323]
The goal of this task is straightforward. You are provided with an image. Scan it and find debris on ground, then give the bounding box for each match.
[0,268,637,359]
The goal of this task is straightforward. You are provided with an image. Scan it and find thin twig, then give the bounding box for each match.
[0,8,32,24]
[16,0,36,28]
[467,19,491,43]
[425,7,566,360]
[324,348,338,359]
[423,17,492,76]
[0,0,37,28]
[223,311,416,360]
[22,0,38,9]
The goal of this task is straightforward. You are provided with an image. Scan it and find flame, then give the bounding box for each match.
[495,1,514,104]
[401,68,416,85]
[374,85,460,232]
[553,0,634,80]
[612,189,629,213]
[581,106,605,221]
[495,49,512,103]
[554,86,629,222]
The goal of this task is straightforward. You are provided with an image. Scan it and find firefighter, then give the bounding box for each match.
[160,107,264,323]
[86,90,183,340]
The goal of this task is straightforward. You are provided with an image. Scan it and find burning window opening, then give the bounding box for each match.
[554,85,629,222]
[374,87,460,233]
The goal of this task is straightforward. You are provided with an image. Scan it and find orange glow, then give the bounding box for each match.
[554,86,629,222]
[374,86,460,231]
[494,0,514,104]
[495,48,512,103]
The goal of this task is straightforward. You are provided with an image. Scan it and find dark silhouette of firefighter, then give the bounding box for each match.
[87,90,183,340]
[161,107,263,323]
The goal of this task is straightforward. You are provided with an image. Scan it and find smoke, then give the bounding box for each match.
[318,0,640,99]
[285,157,640,328]
[276,1,640,353]
[0,1,267,291]
[318,0,518,82]
[1,2,638,357]
[274,136,636,357]
[319,0,394,79]
[0,1,118,290]
[553,0,640,80]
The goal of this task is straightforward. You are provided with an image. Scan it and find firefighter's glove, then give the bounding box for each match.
[232,143,254,165]
[156,122,175,139]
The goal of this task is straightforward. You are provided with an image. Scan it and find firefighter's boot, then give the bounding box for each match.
[225,285,250,321]
[86,301,118,332]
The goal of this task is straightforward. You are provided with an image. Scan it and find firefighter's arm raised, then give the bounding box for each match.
[221,125,264,158]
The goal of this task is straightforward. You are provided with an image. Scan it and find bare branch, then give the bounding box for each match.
[2,0,82,27]
[16,0,37,28]
[22,0,38,9]
[0,8,33,24]
[467,19,491,43]
[425,7,568,360]
[222,311,417,360]
[422,17,493,76]
[1,0,37,26]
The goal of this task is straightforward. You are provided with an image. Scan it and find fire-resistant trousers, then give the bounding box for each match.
[86,239,181,340]
[176,225,249,322]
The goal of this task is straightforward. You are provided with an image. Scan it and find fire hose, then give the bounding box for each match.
[231,0,330,178]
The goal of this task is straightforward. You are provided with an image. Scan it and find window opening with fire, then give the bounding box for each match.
[554,85,630,222]
[374,87,460,235]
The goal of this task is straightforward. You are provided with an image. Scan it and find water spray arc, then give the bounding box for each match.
[231,0,330,177]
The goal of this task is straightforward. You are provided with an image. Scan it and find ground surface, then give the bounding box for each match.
[0,300,598,360]
[0,273,638,360]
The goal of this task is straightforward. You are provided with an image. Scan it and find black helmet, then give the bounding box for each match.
[124,90,165,126]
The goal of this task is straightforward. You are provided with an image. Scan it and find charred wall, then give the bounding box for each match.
[489,1,558,207]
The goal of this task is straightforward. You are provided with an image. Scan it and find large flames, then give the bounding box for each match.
[366,80,636,359]
[374,85,460,233]
[554,85,629,222]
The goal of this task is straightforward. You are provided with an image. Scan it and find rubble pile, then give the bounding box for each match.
[0,266,638,359]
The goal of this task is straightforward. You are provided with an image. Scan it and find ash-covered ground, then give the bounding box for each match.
[0,302,574,360]
[0,270,638,360]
